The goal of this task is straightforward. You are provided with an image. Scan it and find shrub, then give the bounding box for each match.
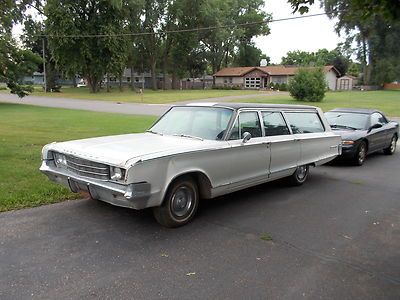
[288,68,327,102]
[279,83,288,91]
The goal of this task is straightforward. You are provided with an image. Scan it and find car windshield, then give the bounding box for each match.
[325,112,369,130]
[149,106,234,140]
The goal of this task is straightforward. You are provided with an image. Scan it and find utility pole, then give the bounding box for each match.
[42,38,47,92]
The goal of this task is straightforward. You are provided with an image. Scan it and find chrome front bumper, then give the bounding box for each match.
[40,160,152,209]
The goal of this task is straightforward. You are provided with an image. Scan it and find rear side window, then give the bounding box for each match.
[285,112,325,134]
[261,112,290,136]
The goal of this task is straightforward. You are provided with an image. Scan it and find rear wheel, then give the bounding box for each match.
[153,177,199,228]
[352,141,367,166]
[287,165,309,186]
[383,135,397,155]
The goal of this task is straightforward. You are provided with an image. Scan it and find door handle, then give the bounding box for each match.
[330,145,338,149]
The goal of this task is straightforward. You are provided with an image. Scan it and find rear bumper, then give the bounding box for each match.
[40,160,152,209]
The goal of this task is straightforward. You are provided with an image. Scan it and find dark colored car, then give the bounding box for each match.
[325,108,399,166]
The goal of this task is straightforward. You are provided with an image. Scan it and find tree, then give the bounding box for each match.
[288,68,327,102]
[233,43,264,67]
[198,0,270,80]
[287,0,400,85]
[287,0,400,20]
[281,48,349,75]
[0,0,42,97]
[45,0,130,93]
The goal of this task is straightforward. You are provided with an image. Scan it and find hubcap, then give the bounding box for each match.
[171,186,193,218]
[296,165,307,180]
[358,145,366,163]
[390,137,396,153]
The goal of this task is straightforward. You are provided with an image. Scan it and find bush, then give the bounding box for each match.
[279,83,288,91]
[288,68,327,102]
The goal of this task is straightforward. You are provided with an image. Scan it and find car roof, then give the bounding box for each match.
[328,108,380,115]
[183,102,318,110]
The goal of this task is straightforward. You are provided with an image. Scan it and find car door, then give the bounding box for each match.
[284,111,339,165]
[227,111,270,190]
[368,112,388,151]
[260,111,300,179]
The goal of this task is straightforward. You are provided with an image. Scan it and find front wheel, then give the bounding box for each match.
[383,135,397,155]
[353,141,367,166]
[153,177,199,228]
[287,165,309,186]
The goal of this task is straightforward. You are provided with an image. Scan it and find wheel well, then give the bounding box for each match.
[167,172,212,199]
[394,132,398,140]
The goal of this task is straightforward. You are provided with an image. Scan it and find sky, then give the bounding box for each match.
[255,0,342,63]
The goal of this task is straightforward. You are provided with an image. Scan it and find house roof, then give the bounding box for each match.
[214,65,340,77]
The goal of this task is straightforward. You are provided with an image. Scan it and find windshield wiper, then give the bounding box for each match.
[146,130,163,136]
[331,124,358,130]
[173,133,204,141]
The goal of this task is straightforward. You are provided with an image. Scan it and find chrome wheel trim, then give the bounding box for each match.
[296,165,307,181]
[171,186,194,218]
[358,144,366,164]
[390,137,396,153]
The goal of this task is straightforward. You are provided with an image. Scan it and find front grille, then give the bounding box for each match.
[65,155,110,180]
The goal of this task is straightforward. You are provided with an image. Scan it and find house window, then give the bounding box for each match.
[228,77,233,84]
[245,77,261,88]
[127,77,131,82]
[135,77,140,82]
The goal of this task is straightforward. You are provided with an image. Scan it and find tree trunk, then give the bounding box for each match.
[106,74,110,92]
[88,76,99,93]
[72,76,77,88]
[119,74,123,92]
[162,59,168,90]
[130,65,135,91]
[171,71,177,90]
[151,59,157,90]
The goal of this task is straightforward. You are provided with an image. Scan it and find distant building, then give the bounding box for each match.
[337,75,357,90]
[214,65,341,90]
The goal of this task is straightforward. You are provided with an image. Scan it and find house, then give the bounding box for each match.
[214,65,341,90]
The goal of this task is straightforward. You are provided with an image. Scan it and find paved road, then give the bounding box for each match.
[0,92,286,116]
[1,150,399,299]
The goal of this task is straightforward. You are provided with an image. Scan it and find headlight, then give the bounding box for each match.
[110,166,125,181]
[342,140,355,145]
[54,152,67,167]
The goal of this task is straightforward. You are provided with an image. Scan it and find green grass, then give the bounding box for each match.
[241,90,400,117]
[16,86,262,103]
[0,104,156,212]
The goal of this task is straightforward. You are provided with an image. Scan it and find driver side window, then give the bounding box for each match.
[229,111,262,140]
[371,112,387,126]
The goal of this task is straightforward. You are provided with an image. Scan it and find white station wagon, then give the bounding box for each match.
[40,103,341,227]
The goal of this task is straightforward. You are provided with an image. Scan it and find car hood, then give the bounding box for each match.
[331,129,367,141]
[49,133,216,167]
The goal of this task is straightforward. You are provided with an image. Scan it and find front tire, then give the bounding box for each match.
[353,141,367,166]
[383,135,397,155]
[287,165,309,186]
[153,177,199,228]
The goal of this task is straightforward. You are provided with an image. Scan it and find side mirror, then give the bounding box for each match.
[242,132,252,143]
[368,123,382,132]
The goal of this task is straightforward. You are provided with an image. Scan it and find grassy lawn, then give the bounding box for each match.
[0,103,156,212]
[241,90,400,117]
[10,86,262,103]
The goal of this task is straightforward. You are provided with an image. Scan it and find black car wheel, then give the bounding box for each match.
[153,176,199,228]
[383,135,397,155]
[287,165,309,186]
[353,141,367,166]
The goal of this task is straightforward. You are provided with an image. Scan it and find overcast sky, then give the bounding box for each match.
[256,0,342,63]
